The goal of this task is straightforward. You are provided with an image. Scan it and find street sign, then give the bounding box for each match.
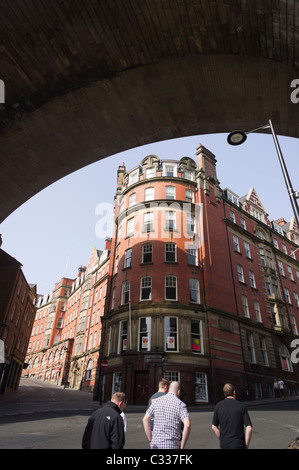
[101,359,108,370]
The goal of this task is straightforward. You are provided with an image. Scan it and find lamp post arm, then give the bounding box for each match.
[268,120,299,227]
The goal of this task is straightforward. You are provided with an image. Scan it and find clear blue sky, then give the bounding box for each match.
[1,130,299,294]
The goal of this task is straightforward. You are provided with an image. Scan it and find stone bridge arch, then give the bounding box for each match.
[1,1,299,222]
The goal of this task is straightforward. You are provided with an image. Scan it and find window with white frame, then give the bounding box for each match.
[278,260,285,276]
[165,243,176,262]
[290,314,298,335]
[287,266,294,281]
[129,193,136,207]
[247,332,256,363]
[187,214,195,234]
[240,218,246,230]
[165,186,175,199]
[142,243,153,263]
[129,170,139,186]
[233,235,240,252]
[188,245,197,265]
[146,167,155,179]
[184,169,193,181]
[237,264,244,283]
[259,336,269,366]
[145,187,154,201]
[86,359,93,380]
[121,281,130,305]
[242,295,250,317]
[124,248,132,268]
[189,279,200,303]
[273,238,279,249]
[284,287,291,304]
[139,317,151,351]
[143,212,154,232]
[127,218,134,237]
[164,370,180,382]
[294,292,299,308]
[140,276,152,301]
[259,248,266,266]
[112,372,122,394]
[249,270,256,288]
[191,320,202,353]
[119,321,128,353]
[230,211,236,223]
[195,373,208,402]
[254,300,262,322]
[111,287,116,310]
[165,276,177,300]
[185,189,194,202]
[163,164,177,177]
[165,317,178,351]
[165,210,176,230]
[244,241,251,258]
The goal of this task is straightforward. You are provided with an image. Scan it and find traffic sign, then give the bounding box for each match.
[101,359,108,369]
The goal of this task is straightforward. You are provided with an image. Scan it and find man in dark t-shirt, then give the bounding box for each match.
[212,383,253,449]
[147,378,170,431]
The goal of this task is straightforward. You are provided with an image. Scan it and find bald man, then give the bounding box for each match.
[143,381,191,449]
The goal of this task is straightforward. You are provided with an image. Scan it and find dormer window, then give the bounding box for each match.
[146,167,155,179]
[184,170,193,181]
[163,163,177,178]
[226,190,239,205]
[129,170,139,186]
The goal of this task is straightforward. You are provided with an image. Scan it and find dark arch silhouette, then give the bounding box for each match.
[1,2,299,222]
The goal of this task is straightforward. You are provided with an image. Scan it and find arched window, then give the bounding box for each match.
[86,359,93,381]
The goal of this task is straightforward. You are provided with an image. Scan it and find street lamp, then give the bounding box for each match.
[227,120,299,228]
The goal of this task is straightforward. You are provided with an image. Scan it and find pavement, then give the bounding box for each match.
[1,376,299,417]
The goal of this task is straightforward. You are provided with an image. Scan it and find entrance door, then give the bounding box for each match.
[134,371,149,405]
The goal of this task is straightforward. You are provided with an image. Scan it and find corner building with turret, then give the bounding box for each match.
[99,145,299,405]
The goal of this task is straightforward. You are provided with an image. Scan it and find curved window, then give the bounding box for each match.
[165,276,177,300]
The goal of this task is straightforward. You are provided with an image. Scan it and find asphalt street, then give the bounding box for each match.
[0,377,299,452]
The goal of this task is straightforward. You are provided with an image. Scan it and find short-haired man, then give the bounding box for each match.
[82,392,127,449]
[147,378,170,430]
[143,381,191,449]
[212,383,252,449]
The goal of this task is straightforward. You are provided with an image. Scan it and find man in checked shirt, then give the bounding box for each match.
[143,381,191,449]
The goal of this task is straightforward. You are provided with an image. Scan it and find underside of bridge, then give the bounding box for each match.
[1,0,299,222]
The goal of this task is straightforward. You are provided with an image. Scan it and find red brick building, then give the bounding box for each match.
[23,144,299,405]
[24,243,111,393]
[98,145,299,405]
[0,245,36,394]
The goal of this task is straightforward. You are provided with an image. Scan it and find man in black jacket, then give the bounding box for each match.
[82,392,127,449]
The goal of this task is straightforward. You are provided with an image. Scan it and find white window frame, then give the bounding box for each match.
[189,278,200,303]
[164,317,178,352]
[140,276,152,301]
[165,185,175,199]
[145,187,154,201]
[138,317,151,351]
[118,321,128,353]
[195,373,208,403]
[165,276,177,301]
[121,281,130,305]
[191,320,203,354]
[127,218,134,237]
